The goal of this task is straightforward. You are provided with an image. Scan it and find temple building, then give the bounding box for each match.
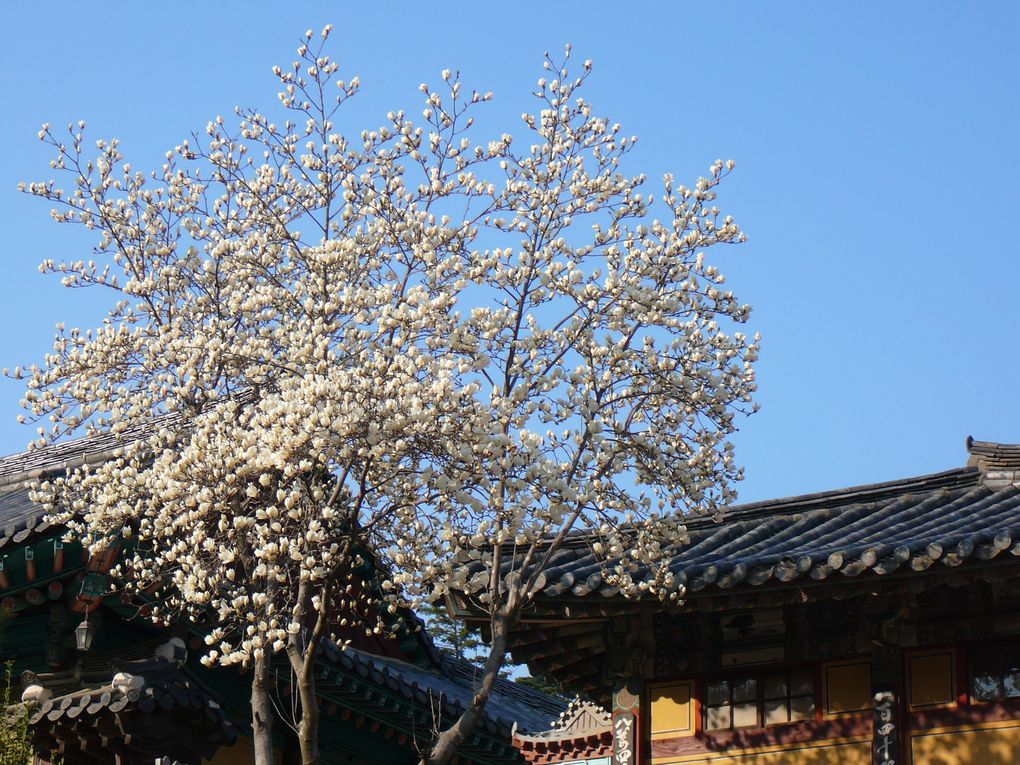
[0,434,564,764]
[454,438,1020,765]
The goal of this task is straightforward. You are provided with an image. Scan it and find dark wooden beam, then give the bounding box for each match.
[511,629,605,663]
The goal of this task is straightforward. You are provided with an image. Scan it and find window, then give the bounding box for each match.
[971,646,1020,702]
[703,669,815,731]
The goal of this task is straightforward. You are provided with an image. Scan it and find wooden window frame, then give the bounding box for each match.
[700,667,816,732]
[968,640,1020,704]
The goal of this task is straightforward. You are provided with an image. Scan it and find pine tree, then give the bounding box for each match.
[422,603,567,696]
[514,674,567,700]
[421,602,487,664]
[0,613,33,765]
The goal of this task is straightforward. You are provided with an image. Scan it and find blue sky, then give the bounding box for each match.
[1,2,1017,503]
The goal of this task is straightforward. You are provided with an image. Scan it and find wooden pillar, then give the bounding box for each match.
[865,586,917,765]
[612,678,641,765]
[608,610,652,764]
[870,643,904,765]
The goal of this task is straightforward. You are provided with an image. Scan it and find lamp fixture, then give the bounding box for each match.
[75,614,98,652]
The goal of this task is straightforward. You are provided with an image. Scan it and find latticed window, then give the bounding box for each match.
[703,669,815,730]
[971,646,1020,702]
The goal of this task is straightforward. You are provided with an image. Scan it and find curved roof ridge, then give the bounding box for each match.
[553,465,982,549]
[717,466,981,524]
[0,415,178,485]
[967,436,1020,458]
[967,437,1020,483]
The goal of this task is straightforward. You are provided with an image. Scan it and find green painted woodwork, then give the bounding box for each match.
[80,573,109,598]
[0,535,527,765]
[0,611,51,671]
[0,534,84,597]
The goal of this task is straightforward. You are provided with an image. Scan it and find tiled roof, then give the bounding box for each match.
[22,635,231,724]
[519,440,1020,601]
[0,417,170,484]
[25,657,232,728]
[0,399,246,485]
[19,648,236,761]
[0,416,176,548]
[440,654,568,732]
[320,641,567,737]
[0,485,50,550]
[0,425,566,753]
[512,698,613,764]
[967,437,1020,487]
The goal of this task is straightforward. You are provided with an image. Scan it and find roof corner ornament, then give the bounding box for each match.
[21,683,52,705]
[966,437,1020,488]
[155,637,188,666]
[112,671,145,700]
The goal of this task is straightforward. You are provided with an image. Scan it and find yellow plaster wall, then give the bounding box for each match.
[910,720,1020,765]
[822,660,871,716]
[652,739,871,765]
[651,681,694,740]
[908,651,955,709]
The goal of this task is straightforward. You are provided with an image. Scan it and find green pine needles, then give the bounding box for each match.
[0,662,33,765]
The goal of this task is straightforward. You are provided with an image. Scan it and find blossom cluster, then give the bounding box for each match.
[20,33,758,668]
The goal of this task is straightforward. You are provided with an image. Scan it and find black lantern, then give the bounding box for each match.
[75,614,97,652]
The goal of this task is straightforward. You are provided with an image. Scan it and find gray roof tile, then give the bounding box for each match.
[320,641,566,735]
[519,442,1020,599]
[0,486,49,550]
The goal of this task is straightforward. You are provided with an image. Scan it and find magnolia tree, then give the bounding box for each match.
[19,28,758,765]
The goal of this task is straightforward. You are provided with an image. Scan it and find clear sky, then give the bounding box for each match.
[1,2,1017,504]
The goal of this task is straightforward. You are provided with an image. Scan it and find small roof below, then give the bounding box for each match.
[514,697,610,742]
[513,698,612,764]
[16,641,236,765]
[319,640,567,737]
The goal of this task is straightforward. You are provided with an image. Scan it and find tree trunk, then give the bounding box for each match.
[423,612,513,765]
[297,668,320,765]
[252,652,276,765]
[287,577,326,765]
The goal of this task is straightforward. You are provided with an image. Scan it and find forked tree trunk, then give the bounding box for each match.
[422,612,513,765]
[252,653,276,765]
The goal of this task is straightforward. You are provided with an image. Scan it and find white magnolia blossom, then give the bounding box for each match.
[20,31,757,765]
